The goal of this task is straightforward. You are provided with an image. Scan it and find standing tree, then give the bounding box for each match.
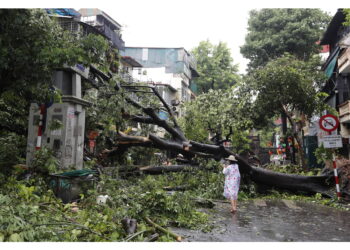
[179,84,254,154]
[240,8,331,71]
[0,9,110,135]
[240,9,331,166]
[191,40,241,93]
[0,9,111,171]
[246,53,330,169]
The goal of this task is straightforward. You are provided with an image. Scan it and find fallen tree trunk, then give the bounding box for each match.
[138,165,196,174]
[247,165,333,196]
[110,130,336,197]
[110,82,340,198]
[114,165,196,177]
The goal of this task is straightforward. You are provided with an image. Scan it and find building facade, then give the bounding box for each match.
[122,47,199,113]
[78,8,125,51]
[319,9,350,158]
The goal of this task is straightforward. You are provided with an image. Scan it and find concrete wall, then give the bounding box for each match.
[26,102,85,170]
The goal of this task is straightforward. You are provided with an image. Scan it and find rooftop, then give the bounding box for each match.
[121,56,143,68]
[78,8,122,29]
[320,9,345,45]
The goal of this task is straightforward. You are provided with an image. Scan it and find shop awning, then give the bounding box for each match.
[325,50,340,79]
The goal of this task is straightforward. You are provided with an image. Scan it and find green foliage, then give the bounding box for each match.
[31,147,59,174]
[84,78,125,134]
[241,8,331,71]
[0,168,216,242]
[179,85,254,152]
[253,191,349,211]
[258,121,278,147]
[343,9,350,26]
[129,147,161,166]
[0,9,108,99]
[314,145,333,164]
[48,119,63,131]
[0,133,26,173]
[191,40,241,93]
[0,9,113,174]
[0,89,29,136]
[246,53,329,127]
[264,163,321,176]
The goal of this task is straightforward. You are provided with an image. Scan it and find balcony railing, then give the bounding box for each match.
[98,25,125,51]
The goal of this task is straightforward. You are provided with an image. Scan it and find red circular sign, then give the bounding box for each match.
[319,114,339,132]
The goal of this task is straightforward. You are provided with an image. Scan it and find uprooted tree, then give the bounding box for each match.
[0,9,345,200]
[91,76,343,199]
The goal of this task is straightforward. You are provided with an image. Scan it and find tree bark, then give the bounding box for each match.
[281,112,287,135]
[284,109,307,170]
[138,165,196,174]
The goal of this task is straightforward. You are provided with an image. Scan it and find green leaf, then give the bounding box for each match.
[8,233,23,242]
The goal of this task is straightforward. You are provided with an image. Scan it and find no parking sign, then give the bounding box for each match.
[318,114,342,200]
[319,114,339,133]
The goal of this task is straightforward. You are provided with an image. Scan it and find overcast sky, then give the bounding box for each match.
[109,1,336,74]
[8,0,342,73]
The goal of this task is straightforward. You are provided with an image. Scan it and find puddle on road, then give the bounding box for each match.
[170,199,350,242]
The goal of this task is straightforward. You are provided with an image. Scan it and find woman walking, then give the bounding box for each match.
[223,155,241,213]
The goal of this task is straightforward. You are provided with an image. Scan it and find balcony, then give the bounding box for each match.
[338,100,350,123]
[338,47,350,74]
[99,25,125,51]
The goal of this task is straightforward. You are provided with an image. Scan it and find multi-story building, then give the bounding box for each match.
[122,47,199,115]
[30,8,136,169]
[78,8,125,51]
[319,9,350,158]
[78,9,143,84]
[119,56,143,84]
[46,8,114,42]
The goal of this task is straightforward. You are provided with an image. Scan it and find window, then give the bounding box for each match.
[142,48,148,61]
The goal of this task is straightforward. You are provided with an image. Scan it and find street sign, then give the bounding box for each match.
[319,114,339,133]
[322,135,343,148]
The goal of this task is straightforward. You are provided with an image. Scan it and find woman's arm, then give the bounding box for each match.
[223,164,230,175]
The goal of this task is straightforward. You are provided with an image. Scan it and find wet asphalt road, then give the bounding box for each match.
[171,199,350,242]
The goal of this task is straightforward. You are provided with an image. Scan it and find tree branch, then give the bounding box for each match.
[122,111,154,124]
[150,87,179,127]
[117,131,152,144]
[124,97,187,141]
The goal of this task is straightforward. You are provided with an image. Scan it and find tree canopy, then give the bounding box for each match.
[0,9,112,169]
[179,84,254,153]
[0,9,110,136]
[191,40,240,93]
[247,53,327,123]
[240,8,331,71]
[246,53,330,167]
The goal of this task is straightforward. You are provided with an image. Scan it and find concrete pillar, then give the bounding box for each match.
[72,73,81,98]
